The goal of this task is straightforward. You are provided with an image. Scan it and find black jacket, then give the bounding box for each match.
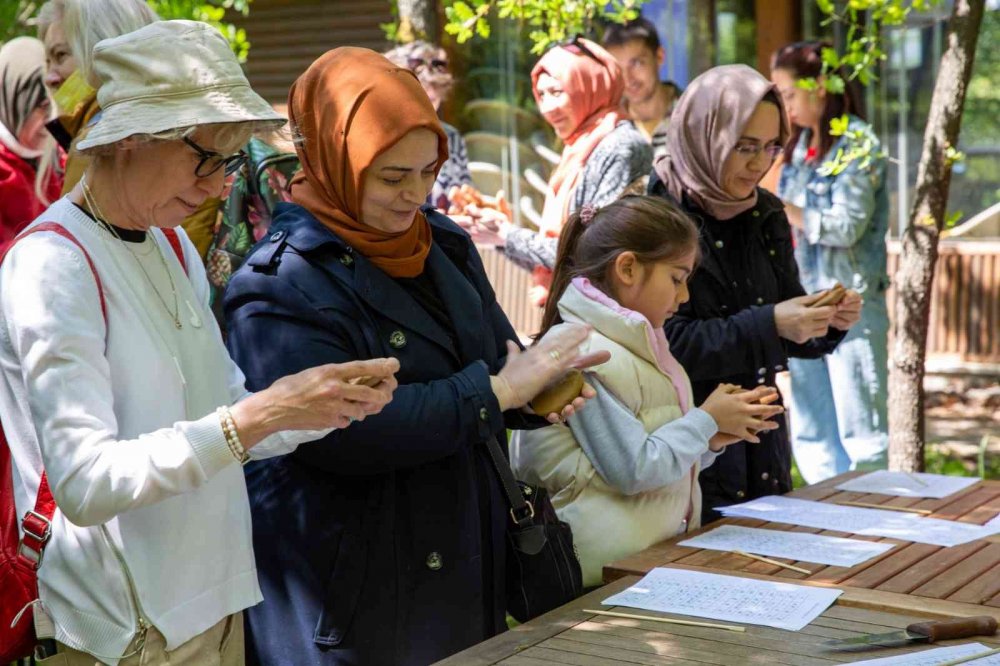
[224,203,544,665]
[650,174,845,522]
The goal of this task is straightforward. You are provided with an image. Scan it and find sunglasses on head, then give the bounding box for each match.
[559,35,601,63]
[407,56,449,74]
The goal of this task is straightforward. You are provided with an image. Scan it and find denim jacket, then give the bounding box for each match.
[778,115,889,297]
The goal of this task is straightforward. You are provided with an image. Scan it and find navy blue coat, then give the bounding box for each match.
[650,176,845,521]
[224,203,544,665]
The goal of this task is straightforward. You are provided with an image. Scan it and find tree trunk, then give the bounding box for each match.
[397,0,438,42]
[888,0,985,471]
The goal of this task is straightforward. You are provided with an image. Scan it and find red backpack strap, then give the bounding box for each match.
[0,222,106,568]
[160,228,188,276]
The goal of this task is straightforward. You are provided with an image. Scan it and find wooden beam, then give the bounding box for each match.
[754,0,801,78]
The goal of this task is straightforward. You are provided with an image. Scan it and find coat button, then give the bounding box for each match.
[340,254,353,266]
[714,240,724,249]
[426,552,443,571]
[752,210,760,217]
[389,330,407,348]
[769,249,776,256]
[758,367,766,376]
[774,364,784,371]
[756,297,764,305]
[269,230,285,242]
[736,490,746,499]
[761,472,770,481]
[479,407,489,422]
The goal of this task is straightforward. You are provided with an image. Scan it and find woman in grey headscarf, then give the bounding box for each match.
[0,37,62,242]
[648,64,862,519]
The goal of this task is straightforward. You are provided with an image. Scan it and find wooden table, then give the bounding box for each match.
[604,472,1000,614]
[435,576,1000,665]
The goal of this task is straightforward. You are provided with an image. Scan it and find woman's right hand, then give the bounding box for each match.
[699,383,784,445]
[231,358,400,448]
[773,294,836,343]
[491,324,610,413]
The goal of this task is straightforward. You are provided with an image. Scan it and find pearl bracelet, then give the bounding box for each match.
[217,406,249,465]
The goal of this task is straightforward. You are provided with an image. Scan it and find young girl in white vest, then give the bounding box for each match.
[511,196,785,587]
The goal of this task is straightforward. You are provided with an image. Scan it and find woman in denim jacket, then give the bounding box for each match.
[772,41,889,483]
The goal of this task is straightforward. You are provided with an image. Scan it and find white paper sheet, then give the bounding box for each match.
[717,495,1000,548]
[677,524,895,567]
[836,471,980,499]
[846,642,1000,665]
[600,567,842,631]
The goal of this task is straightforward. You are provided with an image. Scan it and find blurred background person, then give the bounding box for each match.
[601,17,681,159]
[462,37,651,307]
[0,37,61,242]
[772,41,889,483]
[384,39,472,211]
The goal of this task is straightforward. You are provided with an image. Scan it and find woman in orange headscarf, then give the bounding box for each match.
[223,48,607,665]
[463,38,652,306]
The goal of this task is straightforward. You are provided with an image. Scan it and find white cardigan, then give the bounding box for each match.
[0,198,328,664]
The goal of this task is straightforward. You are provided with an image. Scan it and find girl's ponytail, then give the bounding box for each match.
[538,208,590,340]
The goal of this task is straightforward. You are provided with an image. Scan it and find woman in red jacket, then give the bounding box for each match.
[0,37,62,242]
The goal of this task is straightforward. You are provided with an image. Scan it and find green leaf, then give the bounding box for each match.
[450,1,475,22]
[824,74,846,94]
[829,114,850,136]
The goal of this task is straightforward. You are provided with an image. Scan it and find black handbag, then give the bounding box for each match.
[483,436,583,623]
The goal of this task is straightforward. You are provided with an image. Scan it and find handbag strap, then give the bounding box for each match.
[0,222,105,570]
[483,436,535,529]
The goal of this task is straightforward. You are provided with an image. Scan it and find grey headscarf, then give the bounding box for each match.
[0,37,48,155]
[655,64,789,220]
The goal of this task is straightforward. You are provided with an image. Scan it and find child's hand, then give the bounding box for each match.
[708,432,742,451]
[700,384,784,444]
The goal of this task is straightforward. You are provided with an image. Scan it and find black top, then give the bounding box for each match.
[649,172,844,521]
[73,202,147,243]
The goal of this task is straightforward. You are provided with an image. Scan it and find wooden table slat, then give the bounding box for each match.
[946,559,1000,604]
[930,486,1000,521]
[909,543,1000,599]
[874,541,988,594]
[565,621,843,666]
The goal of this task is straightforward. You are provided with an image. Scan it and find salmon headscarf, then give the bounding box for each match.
[655,64,789,221]
[289,47,448,278]
[529,39,627,306]
[531,38,627,235]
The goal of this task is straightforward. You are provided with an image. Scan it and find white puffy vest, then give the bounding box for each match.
[513,280,701,587]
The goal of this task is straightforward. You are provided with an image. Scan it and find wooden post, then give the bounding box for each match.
[754,0,801,77]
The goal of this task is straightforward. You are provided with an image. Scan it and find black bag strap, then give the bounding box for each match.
[483,436,535,529]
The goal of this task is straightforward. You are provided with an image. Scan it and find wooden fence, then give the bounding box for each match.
[479,240,1000,370]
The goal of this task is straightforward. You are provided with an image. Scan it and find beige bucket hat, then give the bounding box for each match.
[76,20,285,151]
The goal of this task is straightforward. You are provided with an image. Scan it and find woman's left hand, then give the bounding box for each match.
[831,289,863,330]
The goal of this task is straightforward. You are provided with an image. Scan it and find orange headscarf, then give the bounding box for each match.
[531,39,627,236]
[288,47,449,278]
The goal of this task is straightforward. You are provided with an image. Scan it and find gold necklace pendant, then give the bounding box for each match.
[82,176,183,330]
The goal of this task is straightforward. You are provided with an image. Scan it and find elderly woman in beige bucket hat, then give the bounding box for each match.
[0,20,400,665]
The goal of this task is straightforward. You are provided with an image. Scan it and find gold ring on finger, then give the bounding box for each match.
[549,350,561,363]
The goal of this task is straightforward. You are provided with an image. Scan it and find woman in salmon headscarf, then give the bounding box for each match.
[462,37,651,305]
[223,48,607,665]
